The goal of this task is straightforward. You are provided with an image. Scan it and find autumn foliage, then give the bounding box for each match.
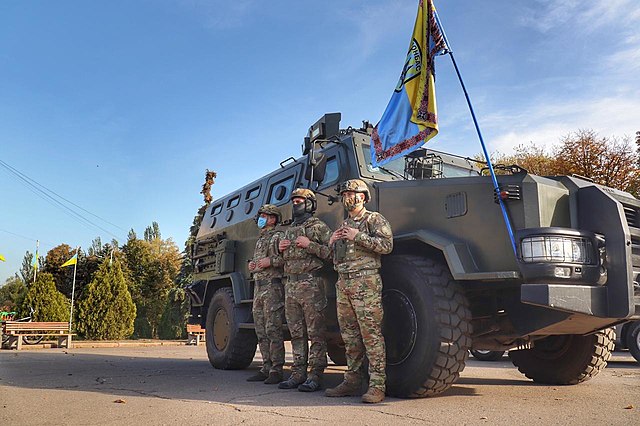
[491,130,640,196]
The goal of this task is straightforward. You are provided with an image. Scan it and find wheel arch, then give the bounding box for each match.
[201,272,250,327]
[393,230,477,280]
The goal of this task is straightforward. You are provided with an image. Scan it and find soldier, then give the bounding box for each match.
[246,204,286,384]
[325,179,393,404]
[277,188,332,392]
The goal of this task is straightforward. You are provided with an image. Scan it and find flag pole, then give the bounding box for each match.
[434,8,518,256]
[33,239,39,283]
[69,246,79,332]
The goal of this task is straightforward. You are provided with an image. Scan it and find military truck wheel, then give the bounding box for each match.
[205,287,257,370]
[381,255,472,397]
[327,342,347,366]
[625,321,640,363]
[509,327,615,384]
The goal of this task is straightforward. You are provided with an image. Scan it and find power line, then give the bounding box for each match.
[0,159,125,241]
[0,229,56,249]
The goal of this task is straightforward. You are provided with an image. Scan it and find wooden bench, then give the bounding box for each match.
[2,321,74,350]
[186,324,206,345]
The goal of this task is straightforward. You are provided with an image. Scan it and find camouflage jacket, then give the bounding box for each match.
[281,216,332,275]
[333,208,393,274]
[251,228,284,281]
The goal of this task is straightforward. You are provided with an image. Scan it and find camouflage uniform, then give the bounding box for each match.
[251,227,285,377]
[282,216,332,382]
[333,207,393,392]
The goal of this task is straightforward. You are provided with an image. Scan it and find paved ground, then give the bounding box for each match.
[0,343,638,425]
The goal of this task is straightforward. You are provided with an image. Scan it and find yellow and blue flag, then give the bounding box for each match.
[61,253,78,268]
[371,0,448,167]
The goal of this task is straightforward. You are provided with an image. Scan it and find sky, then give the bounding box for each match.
[1,0,639,283]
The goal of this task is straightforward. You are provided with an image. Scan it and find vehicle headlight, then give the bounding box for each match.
[520,235,594,264]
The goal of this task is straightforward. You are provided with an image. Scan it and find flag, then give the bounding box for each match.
[371,0,448,167]
[61,253,78,268]
[0,254,5,262]
[33,251,38,270]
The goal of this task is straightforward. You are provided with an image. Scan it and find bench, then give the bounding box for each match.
[2,321,74,350]
[186,324,206,345]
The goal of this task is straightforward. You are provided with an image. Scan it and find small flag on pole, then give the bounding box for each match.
[371,0,448,167]
[61,253,78,268]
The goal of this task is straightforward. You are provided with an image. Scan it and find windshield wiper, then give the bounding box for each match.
[378,166,407,180]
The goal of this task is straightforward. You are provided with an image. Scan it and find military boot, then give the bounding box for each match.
[361,387,385,404]
[298,376,322,392]
[246,371,269,382]
[263,372,282,385]
[324,379,362,397]
[278,375,306,389]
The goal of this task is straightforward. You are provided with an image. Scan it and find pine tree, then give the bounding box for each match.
[22,272,70,321]
[75,258,136,340]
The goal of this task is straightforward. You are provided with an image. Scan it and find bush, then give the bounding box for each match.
[22,272,70,321]
[75,259,136,340]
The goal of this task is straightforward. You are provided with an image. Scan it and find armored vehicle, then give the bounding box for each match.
[186,113,640,397]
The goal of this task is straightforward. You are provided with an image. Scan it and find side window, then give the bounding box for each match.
[322,156,339,185]
[210,204,223,216]
[245,185,261,200]
[227,195,240,209]
[244,185,261,216]
[268,175,295,205]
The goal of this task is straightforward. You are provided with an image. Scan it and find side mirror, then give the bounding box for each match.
[305,151,327,183]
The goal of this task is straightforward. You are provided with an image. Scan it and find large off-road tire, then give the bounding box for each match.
[625,321,640,363]
[205,287,257,370]
[470,349,505,361]
[381,255,472,397]
[509,327,615,384]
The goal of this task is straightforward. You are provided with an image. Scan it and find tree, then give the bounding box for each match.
[144,222,161,242]
[157,287,189,339]
[22,272,70,322]
[75,258,136,340]
[43,244,74,297]
[491,143,557,176]
[0,275,27,313]
[20,251,35,285]
[553,130,639,193]
[123,224,181,338]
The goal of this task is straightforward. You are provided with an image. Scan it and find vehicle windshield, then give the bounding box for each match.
[358,143,480,180]
[359,143,407,180]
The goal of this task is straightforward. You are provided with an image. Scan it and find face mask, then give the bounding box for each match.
[257,217,268,229]
[342,196,360,212]
[292,203,306,217]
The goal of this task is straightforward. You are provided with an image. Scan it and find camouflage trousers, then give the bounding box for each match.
[284,276,328,380]
[252,279,285,375]
[336,273,386,391]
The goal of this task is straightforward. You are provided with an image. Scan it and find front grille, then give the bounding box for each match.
[624,205,638,227]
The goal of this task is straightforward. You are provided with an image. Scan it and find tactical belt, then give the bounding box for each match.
[255,278,283,286]
[339,269,379,280]
[286,272,315,282]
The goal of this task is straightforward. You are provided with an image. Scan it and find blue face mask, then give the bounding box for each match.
[257,217,268,229]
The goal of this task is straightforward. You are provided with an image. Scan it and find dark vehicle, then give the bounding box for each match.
[186,113,640,397]
[615,321,640,363]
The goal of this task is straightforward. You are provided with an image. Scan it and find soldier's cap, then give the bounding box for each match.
[257,204,282,223]
[337,179,370,202]
[290,187,316,202]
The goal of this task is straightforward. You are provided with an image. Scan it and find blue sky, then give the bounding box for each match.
[2,0,639,283]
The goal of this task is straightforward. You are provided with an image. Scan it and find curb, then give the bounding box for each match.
[5,339,200,351]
